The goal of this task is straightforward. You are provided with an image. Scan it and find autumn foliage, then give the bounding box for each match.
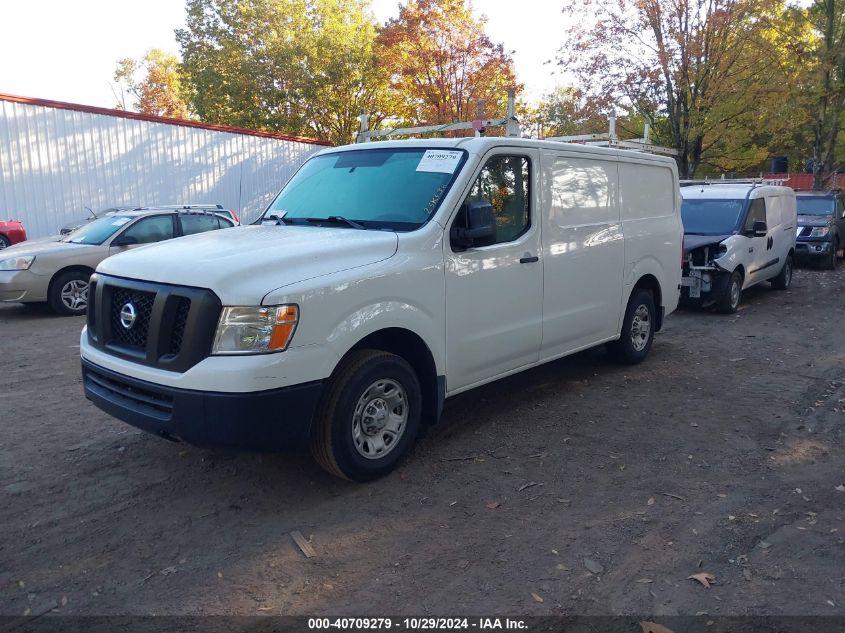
[376,0,519,126]
[111,0,843,181]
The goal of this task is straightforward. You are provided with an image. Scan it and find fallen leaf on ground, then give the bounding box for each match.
[688,572,716,588]
[835,485,845,493]
[647,497,655,506]
[636,578,653,583]
[531,592,544,603]
[584,558,604,574]
[640,622,675,633]
[485,500,500,510]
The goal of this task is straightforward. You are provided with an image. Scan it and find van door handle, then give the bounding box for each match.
[520,255,539,264]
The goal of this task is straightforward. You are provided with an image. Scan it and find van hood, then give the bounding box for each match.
[683,233,732,255]
[96,225,399,305]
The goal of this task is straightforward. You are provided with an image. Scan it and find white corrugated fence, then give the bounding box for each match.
[0,95,328,238]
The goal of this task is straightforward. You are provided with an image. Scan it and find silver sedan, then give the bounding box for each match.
[0,209,234,315]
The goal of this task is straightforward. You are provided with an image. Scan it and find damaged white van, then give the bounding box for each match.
[80,138,682,481]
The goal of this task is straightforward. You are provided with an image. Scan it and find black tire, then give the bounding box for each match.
[824,242,837,270]
[772,254,794,289]
[311,349,422,482]
[607,289,656,365]
[48,270,90,316]
[717,270,743,313]
[0,234,10,250]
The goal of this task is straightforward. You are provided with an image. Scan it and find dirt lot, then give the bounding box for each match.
[1,267,844,619]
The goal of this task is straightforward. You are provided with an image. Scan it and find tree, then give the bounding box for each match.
[521,86,609,139]
[176,0,388,144]
[805,0,845,187]
[376,0,520,127]
[114,49,190,118]
[558,0,788,178]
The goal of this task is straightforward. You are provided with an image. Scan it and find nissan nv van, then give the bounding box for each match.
[80,138,682,481]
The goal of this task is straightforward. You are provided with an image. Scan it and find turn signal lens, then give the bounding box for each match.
[212,304,299,355]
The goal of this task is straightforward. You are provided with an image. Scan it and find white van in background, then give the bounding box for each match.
[680,183,797,313]
[80,138,682,481]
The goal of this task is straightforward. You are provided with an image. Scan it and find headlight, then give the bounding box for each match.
[0,255,35,271]
[212,305,299,355]
[809,226,830,237]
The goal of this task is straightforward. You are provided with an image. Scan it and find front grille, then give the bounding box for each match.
[169,297,191,355]
[110,288,155,350]
[87,275,221,373]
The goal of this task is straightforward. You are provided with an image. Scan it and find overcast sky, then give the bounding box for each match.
[0,0,569,110]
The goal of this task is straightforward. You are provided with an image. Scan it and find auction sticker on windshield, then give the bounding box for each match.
[416,150,462,174]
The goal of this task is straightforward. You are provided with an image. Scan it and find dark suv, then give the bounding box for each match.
[795,191,845,269]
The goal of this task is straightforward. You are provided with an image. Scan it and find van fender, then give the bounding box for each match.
[318,299,444,380]
[620,256,667,330]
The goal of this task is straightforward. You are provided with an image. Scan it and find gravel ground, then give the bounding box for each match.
[1,267,844,618]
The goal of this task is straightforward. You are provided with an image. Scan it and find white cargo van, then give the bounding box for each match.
[680,183,797,313]
[80,138,682,480]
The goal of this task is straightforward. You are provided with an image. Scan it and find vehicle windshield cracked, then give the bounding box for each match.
[262,148,466,231]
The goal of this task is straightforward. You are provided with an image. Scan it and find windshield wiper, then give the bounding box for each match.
[262,213,294,225]
[305,216,366,230]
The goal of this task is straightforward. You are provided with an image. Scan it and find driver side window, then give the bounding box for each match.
[454,155,530,244]
[744,199,766,232]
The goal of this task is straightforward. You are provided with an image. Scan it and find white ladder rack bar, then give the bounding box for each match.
[546,116,678,156]
[356,90,520,143]
[680,177,788,186]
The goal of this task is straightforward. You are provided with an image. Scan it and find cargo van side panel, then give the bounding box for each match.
[618,160,681,323]
[539,151,624,359]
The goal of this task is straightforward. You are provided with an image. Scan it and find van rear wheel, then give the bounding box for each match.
[311,349,422,481]
[608,289,655,365]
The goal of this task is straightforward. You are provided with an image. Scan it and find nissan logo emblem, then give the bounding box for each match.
[119,302,137,330]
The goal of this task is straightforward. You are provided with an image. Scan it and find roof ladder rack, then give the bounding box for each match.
[679,176,789,187]
[356,90,521,143]
[545,114,679,156]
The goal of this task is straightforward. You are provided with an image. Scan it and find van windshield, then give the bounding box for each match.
[263,148,467,231]
[681,199,745,235]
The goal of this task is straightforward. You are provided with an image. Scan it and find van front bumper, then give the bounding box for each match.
[82,358,323,451]
[680,268,732,306]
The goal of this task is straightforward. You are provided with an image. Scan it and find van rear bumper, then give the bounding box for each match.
[82,358,322,451]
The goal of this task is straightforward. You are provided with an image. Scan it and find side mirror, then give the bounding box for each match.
[450,200,497,250]
[112,235,138,247]
[751,220,768,237]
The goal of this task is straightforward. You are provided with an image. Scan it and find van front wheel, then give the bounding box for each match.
[311,350,422,481]
[608,289,655,365]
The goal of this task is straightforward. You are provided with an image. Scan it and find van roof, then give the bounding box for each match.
[319,137,678,166]
[681,184,795,200]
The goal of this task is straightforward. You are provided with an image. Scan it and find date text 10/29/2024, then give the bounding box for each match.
[308,618,528,630]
